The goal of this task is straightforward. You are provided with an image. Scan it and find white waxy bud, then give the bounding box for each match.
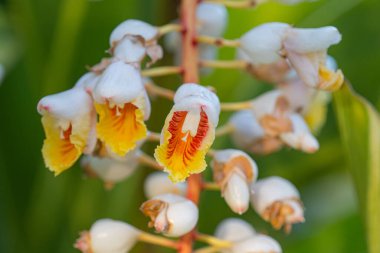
[251,176,304,232]
[211,149,258,214]
[37,87,93,126]
[174,83,221,126]
[229,110,265,151]
[215,218,256,243]
[109,19,158,47]
[144,172,187,199]
[240,22,291,65]
[74,72,100,97]
[223,171,251,214]
[113,35,147,63]
[280,114,319,153]
[231,234,282,253]
[140,194,198,237]
[196,3,228,37]
[75,219,141,253]
[81,150,140,188]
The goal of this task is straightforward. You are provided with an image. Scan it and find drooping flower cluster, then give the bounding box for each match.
[36,0,346,252]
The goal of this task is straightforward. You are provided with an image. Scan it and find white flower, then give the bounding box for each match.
[211,149,258,214]
[232,234,282,253]
[280,114,319,153]
[75,219,141,253]
[196,3,228,37]
[154,83,220,182]
[140,194,198,237]
[240,23,344,90]
[215,218,256,243]
[251,176,304,232]
[144,172,187,199]
[240,22,291,65]
[109,19,158,47]
[37,86,96,175]
[113,35,147,63]
[93,61,150,156]
[81,150,140,188]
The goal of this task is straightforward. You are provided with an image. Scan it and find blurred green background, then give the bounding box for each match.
[0,0,379,252]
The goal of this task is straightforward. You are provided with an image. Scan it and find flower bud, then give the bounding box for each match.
[215,218,256,243]
[211,149,258,214]
[231,234,282,253]
[196,3,228,37]
[251,176,304,232]
[144,172,187,199]
[81,150,140,188]
[113,35,147,63]
[75,219,140,253]
[140,194,198,237]
[280,114,319,153]
[109,19,158,47]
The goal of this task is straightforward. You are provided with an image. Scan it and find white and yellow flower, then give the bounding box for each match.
[240,23,344,91]
[154,83,220,182]
[93,61,150,157]
[37,86,95,175]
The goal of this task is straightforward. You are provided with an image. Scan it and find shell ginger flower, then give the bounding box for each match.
[240,22,344,91]
[154,83,220,182]
[93,61,150,157]
[37,87,95,175]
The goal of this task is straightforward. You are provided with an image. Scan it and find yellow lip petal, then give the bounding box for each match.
[318,65,344,91]
[95,102,147,156]
[41,115,86,175]
[154,110,215,182]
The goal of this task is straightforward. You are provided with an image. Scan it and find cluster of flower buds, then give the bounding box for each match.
[36,0,347,252]
[215,218,282,253]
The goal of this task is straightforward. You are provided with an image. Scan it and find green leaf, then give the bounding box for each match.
[333,81,380,253]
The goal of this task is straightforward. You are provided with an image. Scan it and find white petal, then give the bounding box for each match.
[93,61,144,105]
[110,19,158,46]
[223,172,250,214]
[326,55,338,71]
[232,234,282,253]
[153,194,199,237]
[74,72,99,93]
[240,22,291,65]
[37,87,93,121]
[251,176,300,215]
[174,83,221,126]
[280,114,319,153]
[213,149,258,182]
[81,154,138,183]
[215,218,256,242]
[229,110,265,149]
[284,26,341,53]
[251,89,282,118]
[197,3,228,37]
[113,35,147,63]
[144,172,187,199]
[90,219,140,253]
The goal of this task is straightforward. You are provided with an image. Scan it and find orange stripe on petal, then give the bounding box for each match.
[95,102,147,156]
[155,110,214,182]
[42,116,84,175]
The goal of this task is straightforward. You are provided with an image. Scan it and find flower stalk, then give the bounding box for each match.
[204,0,257,8]
[141,66,183,77]
[199,59,251,70]
[138,231,179,249]
[178,0,202,252]
[197,35,241,48]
